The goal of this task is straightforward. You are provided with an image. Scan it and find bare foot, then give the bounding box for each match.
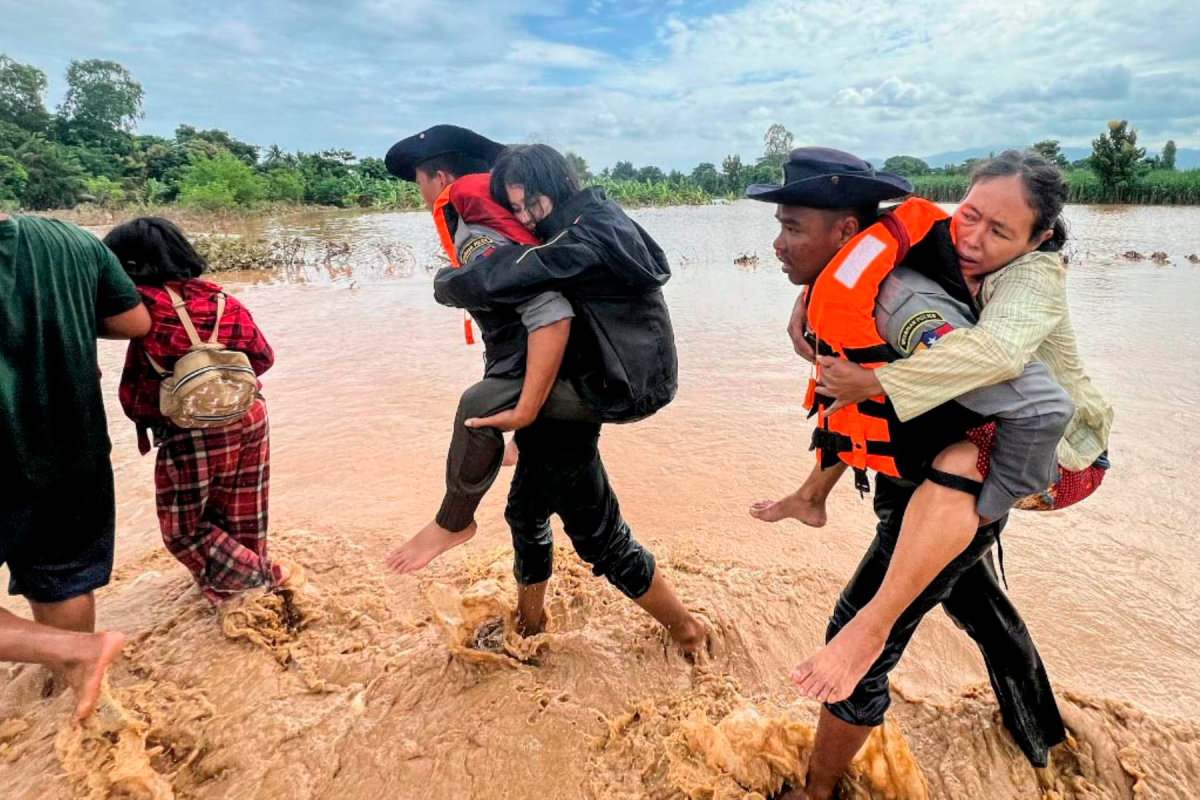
[791,613,887,704]
[270,557,305,591]
[63,631,127,724]
[502,438,519,467]
[385,520,477,574]
[749,489,827,527]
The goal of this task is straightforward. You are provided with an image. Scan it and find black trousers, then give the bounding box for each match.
[503,418,656,600]
[825,474,1065,767]
[436,378,600,532]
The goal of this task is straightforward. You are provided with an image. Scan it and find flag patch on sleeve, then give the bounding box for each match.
[917,322,955,350]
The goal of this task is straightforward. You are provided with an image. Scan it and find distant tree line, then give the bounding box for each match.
[897,123,1197,204]
[0,55,422,211]
[0,54,1194,211]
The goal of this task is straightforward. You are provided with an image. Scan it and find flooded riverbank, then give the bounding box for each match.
[3,202,1200,798]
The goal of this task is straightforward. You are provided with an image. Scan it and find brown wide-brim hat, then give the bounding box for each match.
[384,125,507,182]
[745,147,913,207]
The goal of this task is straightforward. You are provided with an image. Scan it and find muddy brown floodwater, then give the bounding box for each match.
[3,202,1200,798]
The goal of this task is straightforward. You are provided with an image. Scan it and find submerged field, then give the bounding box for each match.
[3,201,1200,798]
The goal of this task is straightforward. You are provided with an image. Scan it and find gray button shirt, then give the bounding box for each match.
[875,266,1074,520]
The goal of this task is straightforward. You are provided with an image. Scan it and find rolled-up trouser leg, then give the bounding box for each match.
[437,378,599,532]
[516,419,656,599]
[504,430,554,586]
[942,552,1065,766]
[824,474,1006,729]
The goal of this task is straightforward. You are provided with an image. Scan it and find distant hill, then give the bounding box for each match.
[869,146,1199,170]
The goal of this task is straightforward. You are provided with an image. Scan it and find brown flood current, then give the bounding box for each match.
[3,202,1200,798]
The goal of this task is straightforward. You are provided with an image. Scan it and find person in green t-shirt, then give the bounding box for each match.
[0,212,148,721]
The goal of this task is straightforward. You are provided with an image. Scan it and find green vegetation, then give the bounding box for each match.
[0,55,428,213]
[590,176,710,206]
[912,168,1200,205]
[905,125,1198,205]
[883,156,931,176]
[1090,120,1145,192]
[1030,140,1070,169]
[1162,140,1177,171]
[1,53,1195,213]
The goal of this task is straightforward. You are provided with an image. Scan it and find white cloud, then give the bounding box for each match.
[4,0,1197,170]
[833,77,942,108]
[506,40,608,69]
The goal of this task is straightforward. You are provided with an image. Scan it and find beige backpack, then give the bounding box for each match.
[145,286,258,429]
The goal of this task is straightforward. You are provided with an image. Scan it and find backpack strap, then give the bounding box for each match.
[146,286,226,376]
[208,292,226,345]
[164,285,204,347]
[144,350,169,377]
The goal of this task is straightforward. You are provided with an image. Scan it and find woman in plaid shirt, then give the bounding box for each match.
[104,218,288,605]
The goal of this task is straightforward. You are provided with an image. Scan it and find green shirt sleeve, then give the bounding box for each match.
[93,236,142,319]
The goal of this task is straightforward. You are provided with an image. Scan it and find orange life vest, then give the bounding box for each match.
[430,185,477,343]
[432,176,542,345]
[804,197,949,489]
[432,183,461,266]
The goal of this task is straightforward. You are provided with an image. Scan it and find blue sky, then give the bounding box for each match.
[4,0,1198,171]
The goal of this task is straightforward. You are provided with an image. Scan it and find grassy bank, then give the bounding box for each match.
[38,178,718,230]
[912,169,1200,204]
[40,202,373,233]
[190,234,425,277]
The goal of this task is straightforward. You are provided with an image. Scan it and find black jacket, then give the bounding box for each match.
[434,187,678,422]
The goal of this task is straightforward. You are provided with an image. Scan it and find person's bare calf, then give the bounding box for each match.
[793,440,983,705]
[385,520,478,574]
[30,592,96,633]
[750,462,847,527]
[633,571,708,658]
[29,592,99,695]
[779,708,874,800]
[515,580,549,637]
[0,608,126,724]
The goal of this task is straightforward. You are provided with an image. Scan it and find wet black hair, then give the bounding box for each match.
[969,150,1069,252]
[102,217,207,287]
[488,144,581,213]
[414,152,492,182]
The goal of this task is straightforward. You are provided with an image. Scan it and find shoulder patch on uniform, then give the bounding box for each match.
[897,311,947,353]
[917,322,954,350]
[459,234,498,264]
[834,234,887,289]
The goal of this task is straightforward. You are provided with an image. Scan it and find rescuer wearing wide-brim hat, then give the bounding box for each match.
[744,146,913,208]
[746,147,1069,799]
[384,124,508,208]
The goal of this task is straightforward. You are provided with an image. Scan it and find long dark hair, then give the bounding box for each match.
[969,150,1069,252]
[489,144,581,212]
[102,217,208,286]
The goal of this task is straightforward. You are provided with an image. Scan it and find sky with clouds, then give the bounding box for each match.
[4,0,1197,171]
